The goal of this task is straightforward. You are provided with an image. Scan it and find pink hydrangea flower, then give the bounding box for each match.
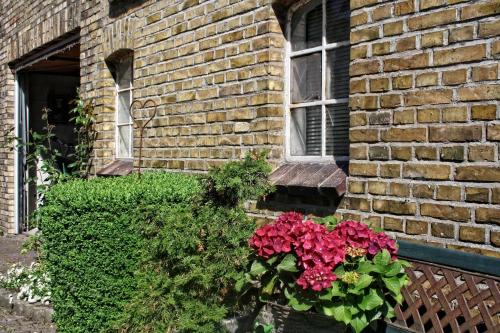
[296,264,337,291]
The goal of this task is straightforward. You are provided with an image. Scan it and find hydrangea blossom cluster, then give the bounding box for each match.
[249,213,398,291]
[332,220,397,258]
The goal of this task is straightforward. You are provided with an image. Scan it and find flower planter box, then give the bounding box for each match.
[221,303,346,333]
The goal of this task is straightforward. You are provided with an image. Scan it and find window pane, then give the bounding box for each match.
[291,0,322,51]
[116,59,133,89]
[117,125,132,158]
[291,52,322,103]
[326,0,350,43]
[290,106,322,156]
[326,103,349,156]
[326,45,350,99]
[117,90,131,123]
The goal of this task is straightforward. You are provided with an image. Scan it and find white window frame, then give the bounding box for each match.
[285,0,350,162]
[115,60,134,159]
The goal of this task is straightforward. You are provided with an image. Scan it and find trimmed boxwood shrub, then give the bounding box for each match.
[40,172,201,333]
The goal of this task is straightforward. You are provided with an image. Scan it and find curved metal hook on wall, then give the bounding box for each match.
[128,99,158,177]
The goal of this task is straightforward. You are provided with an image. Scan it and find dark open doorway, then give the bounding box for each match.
[16,43,80,232]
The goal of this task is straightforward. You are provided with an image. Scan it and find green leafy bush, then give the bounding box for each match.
[114,152,273,332]
[40,172,201,333]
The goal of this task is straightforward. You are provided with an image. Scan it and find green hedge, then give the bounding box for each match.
[40,172,201,333]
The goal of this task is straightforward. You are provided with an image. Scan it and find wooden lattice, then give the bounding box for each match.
[390,260,500,333]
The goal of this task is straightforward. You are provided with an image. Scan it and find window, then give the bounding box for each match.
[114,57,133,159]
[286,0,350,161]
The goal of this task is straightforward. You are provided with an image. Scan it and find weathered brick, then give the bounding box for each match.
[372,4,392,21]
[449,26,474,43]
[394,109,415,124]
[350,145,368,159]
[372,42,391,55]
[487,123,500,141]
[384,53,429,72]
[350,113,368,126]
[350,162,378,177]
[380,94,402,108]
[384,217,405,232]
[413,184,435,198]
[406,220,428,235]
[436,185,461,201]
[416,72,438,87]
[373,199,417,215]
[351,12,369,27]
[415,146,437,160]
[440,146,465,162]
[368,181,388,195]
[429,125,482,142]
[468,145,496,161]
[369,146,390,160]
[390,183,410,196]
[392,146,413,160]
[472,65,498,82]
[350,79,367,93]
[475,208,500,226]
[396,36,416,52]
[350,95,378,110]
[459,226,485,244]
[408,9,456,31]
[471,105,497,120]
[351,0,378,10]
[405,89,452,106]
[493,188,500,204]
[420,0,447,10]
[393,75,413,90]
[458,85,500,101]
[350,60,380,76]
[421,31,444,48]
[370,78,390,92]
[442,107,468,123]
[431,223,455,238]
[404,164,451,180]
[421,203,470,222]
[351,45,368,60]
[345,197,371,212]
[461,0,500,20]
[442,69,467,85]
[434,44,487,66]
[348,181,366,194]
[381,128,427,142]
[395,0,415,15]
[417,108,440,123]
[479,20,500,37]
[383,21,404,36]
[380,163,401,178]
[350,129,379,142]
[455,166,500,182]
[465,187,489,203]
[491,230,500,247]
[351,26,380,44]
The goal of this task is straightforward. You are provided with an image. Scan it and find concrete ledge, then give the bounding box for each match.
[0,288,53,324]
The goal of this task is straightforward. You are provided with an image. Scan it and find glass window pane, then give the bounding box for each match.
[291,52,322,103]
[326,103,349,156]
[116,59,133,89]
[117,125,132,158]
[326,45,350,99]
[117,90,131,123]
[326,0,350,43]
[290,106,322,156]
[291,0,322,51]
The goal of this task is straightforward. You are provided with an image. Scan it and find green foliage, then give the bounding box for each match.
[69,89,97,178]
[203,151,273,206]
[114,152,273,332]
[112,205,254,333]
[40,172,201,333]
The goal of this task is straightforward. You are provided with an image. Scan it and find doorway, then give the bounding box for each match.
[15,43,80,232]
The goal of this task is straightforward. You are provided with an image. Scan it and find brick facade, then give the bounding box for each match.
[0,0,498,257]
[338,0,500,257]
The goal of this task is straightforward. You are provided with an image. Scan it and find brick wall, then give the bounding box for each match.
[338,0,500,256]
[0,0,499,257]
[0,0,82,233]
